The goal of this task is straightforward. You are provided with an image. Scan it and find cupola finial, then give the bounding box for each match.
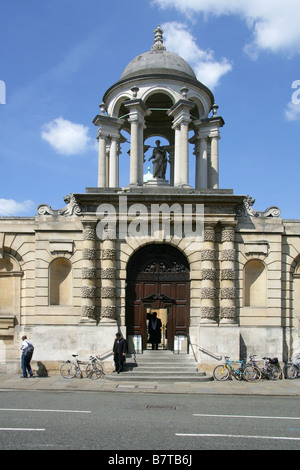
[152,25,166,51]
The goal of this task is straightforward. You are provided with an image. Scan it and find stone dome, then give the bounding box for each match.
[120,26,197,81]
[121,49,197,81]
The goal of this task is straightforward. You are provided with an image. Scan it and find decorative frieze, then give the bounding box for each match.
[100,306,116,319]
[201,249,216,261]
[81,286,97,298]
[200,306,216,320]
[82,267,97,279]
[220,224,237,324]
[221,268,235,280]
[200,224,217,324]
[101,249,116,260]
[82,248,97,260]
[201,268,216,280]
[221,249,235,261]
[80,220,98,324]
[81,305,96,319]
[83,224,97,241]
[100,237,117,322]
[201,287,216,299]
[101,286,116,298]
[204,228,215,242]
[101,267,116,279]
[221,287,236,299]
[220,306,236,320]
[221,228,235,242]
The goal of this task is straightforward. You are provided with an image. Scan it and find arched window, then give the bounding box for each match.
[0,258,15,313]
[49,259,72,306]
[244,260,267,307]
[293,262,300,319]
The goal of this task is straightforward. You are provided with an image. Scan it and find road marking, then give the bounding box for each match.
[0,428,45,432]
[0,408,91,414]
[176,433,300,441]
[193,413,300,420]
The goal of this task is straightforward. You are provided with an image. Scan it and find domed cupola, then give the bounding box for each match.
[121,26,197,81]
[93,26,224,190]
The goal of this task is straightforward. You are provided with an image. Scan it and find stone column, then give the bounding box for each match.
[220,224,237,324]
[168,98,194,187]
[80,221,97,324]
[200,224,217,324]
[109,136,119,188]
[128,118,140,186]
[167,145,174,186]
[193,138,200,189]
[138,122,145,185]
[100,229,117,323]
[98,134,107,187]
[199,135,208,189]
[125,98,150,187]
[173,125,181,186]
[210,130,220,189]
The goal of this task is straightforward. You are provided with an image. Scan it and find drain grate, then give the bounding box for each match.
[146,405,176,410]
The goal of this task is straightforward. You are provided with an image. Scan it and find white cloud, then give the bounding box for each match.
[284,102,300,122]
[41,117,96,156]
[154,0,300,56]
[162,22,232,88]
[0,199,35,216]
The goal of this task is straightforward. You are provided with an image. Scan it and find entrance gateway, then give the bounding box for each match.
[126,244,190,352]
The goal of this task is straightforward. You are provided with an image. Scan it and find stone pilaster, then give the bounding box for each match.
[80,221,97,324]
[220,224,237,324]
[100,229,117,323]
[200,224,217,324]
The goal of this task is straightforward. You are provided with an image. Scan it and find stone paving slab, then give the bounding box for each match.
[1,372,300,395]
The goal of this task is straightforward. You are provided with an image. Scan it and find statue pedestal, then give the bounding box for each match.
[145,178,170,187]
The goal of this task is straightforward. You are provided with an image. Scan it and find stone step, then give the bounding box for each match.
[106,350,213,382]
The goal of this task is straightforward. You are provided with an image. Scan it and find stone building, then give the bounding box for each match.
[1,26,300,374]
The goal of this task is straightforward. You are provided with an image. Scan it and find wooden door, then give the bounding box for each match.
[126,244,190,350]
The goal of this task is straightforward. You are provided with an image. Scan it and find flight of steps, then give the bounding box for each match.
[107,349,213,382]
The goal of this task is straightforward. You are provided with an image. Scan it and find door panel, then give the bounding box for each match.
[126,244,190,351]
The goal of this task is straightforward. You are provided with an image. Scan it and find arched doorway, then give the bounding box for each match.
[126,244,190,351]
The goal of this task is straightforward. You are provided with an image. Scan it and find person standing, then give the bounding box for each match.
[21,335,34,378]
[112,333,127,373]
[148,312,162,350]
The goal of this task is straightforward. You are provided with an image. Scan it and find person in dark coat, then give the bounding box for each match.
[148,312,162,350]
[113,333,127,373]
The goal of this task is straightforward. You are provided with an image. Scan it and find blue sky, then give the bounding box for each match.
[0,0,299,218]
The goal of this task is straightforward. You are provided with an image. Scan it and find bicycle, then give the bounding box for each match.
[247,355,282,380]
[60,354,105,380]
[213,356,260,382]
[284,353,300,380]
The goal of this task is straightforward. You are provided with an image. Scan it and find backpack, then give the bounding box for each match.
[24,340,34,358]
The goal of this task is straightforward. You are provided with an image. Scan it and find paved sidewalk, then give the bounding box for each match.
[1,372,300,395]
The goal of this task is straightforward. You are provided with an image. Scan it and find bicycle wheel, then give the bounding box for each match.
[60,361,76,379]
[268,364,282,380]
[213,364,230,381]
[86,361,104,379]
[243,365,262,382]
[285,363,298,380]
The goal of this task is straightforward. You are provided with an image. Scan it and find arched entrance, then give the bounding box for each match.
[126,244,190,351]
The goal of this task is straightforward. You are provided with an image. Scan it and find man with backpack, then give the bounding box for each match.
[20,335,34,378]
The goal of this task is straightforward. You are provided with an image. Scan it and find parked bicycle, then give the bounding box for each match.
[247,355,282,380]
[60,354,105,380]
[213,356,260,382]
[284,353,300,380]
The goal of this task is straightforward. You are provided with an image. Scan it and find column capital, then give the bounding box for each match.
[168,99,194,128]
[124,99,151,123]
[93,114,124,134]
